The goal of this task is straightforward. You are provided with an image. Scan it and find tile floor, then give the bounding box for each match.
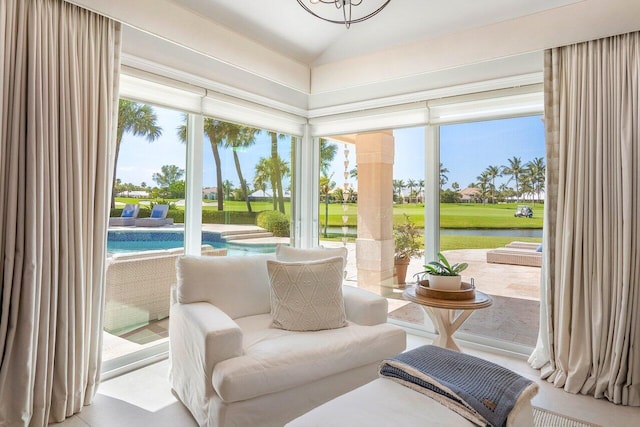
[52,333,639,427]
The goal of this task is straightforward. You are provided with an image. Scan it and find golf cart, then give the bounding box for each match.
[514,205,533,218]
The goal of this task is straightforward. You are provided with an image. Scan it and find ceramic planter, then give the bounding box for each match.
[394,258,411,286]
[427,274,462,290]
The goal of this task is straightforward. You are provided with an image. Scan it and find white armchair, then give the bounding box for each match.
[169,254,406,427]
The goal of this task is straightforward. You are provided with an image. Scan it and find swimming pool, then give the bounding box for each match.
[107,230,277,256]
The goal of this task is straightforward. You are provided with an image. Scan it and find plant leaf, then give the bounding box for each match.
[437,252,452,270]
[452,262,468,274]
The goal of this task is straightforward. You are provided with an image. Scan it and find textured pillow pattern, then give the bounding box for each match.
[267,257,347,331]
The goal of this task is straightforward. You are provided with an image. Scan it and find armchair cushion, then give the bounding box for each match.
[213,313,406,403]
[268,257,347,331]
[276,245,348,270]
[176,254,275,319]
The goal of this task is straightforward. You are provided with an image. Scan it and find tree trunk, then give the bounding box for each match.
[324,194,329,238]
[233,151,252,213]
[211,142,224,211]
[269,133,285,212]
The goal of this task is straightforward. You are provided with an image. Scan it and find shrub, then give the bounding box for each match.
[110,207,260,225]
[256,210,290,237]
[202,210,258,225]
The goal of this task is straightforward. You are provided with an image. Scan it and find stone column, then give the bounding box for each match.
[355,130,395,292]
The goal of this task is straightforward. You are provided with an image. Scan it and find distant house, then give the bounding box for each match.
[116,190,149,198]
[507,191,545,203]
[459,187,480,203]
[249,189,291,200]
[202,186,218,200]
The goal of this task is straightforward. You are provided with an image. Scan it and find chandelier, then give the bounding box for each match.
[296,0,391,29]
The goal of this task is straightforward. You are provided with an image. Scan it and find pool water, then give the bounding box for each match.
[107,230,276,257]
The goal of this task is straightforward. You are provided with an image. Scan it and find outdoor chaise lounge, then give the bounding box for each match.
[108,203,139,226]
[134,203,173,227]
[104,244,226,333]
[505,241,542,251]
[486,243,542,268]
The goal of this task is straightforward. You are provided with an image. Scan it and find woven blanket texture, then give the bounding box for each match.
[379,345,538,427]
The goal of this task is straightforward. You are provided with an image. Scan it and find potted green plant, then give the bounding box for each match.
[416,252,468,290]
[393,214,423,286]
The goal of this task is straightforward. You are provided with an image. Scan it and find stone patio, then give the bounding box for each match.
[330,244,542,348]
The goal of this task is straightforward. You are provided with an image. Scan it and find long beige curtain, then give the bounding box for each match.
[0,0,121,425]
[529,32,640,406]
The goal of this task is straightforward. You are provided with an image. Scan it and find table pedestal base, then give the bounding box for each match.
[403,286,492,353]
[421,306,475,352]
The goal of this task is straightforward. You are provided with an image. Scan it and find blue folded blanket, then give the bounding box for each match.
[379,345,537,427]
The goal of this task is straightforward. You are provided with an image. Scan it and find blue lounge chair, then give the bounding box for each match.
[135,204,172,227]
[108,204,140,226]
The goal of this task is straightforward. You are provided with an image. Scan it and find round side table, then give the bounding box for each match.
[403,286,493,352]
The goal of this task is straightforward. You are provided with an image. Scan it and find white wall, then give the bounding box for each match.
[66,0,640,115]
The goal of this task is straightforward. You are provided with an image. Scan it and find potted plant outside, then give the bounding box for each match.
[416,252,468,290]
[393,214,423,286]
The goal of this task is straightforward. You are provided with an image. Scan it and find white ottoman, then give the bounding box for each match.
[286,378,535,427]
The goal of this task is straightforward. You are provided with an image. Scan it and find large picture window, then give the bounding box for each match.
[104,101,187,368]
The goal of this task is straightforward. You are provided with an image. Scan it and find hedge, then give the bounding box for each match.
[256,211,290,237]
[109,207,257,225]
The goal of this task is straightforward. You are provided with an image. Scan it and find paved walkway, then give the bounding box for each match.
[321,242,541,347]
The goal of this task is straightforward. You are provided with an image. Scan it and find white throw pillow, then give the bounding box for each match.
[275,245,348,270]
[267,257,347,331]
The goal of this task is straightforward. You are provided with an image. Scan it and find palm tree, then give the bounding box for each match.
[114,99,162,208]
[476,171,491,205]
[223,124,259,213]
[418,179,425,203]
[320,174,335,238]
[498,183,512,201]
[526,157,546,204]
[269,131,287,214]
[319,138,338,175]
[347,187,357,203]
[178,117,226,210]
[406,179,417,204]
[519,173,534,202]
[253,158,270,196]
[439,163,449,188]
[319,139,339,228]
[349,165,358,180]
[393,179,406,203]
[485,165,501,204]
[222,180,234,200]
[254,156,290,209]
[502,156,523,203]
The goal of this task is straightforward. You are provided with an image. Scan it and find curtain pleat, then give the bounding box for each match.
[0,0,121,425]
[530,32,640,406]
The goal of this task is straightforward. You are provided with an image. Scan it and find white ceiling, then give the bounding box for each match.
[170,0,582,65]
[69,0,640,112]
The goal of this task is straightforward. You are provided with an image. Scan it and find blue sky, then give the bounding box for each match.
[116,105,544,191]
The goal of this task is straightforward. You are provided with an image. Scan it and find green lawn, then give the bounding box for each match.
[115,198,543,249]
[320,202,543,229]
[117,198,542,229]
